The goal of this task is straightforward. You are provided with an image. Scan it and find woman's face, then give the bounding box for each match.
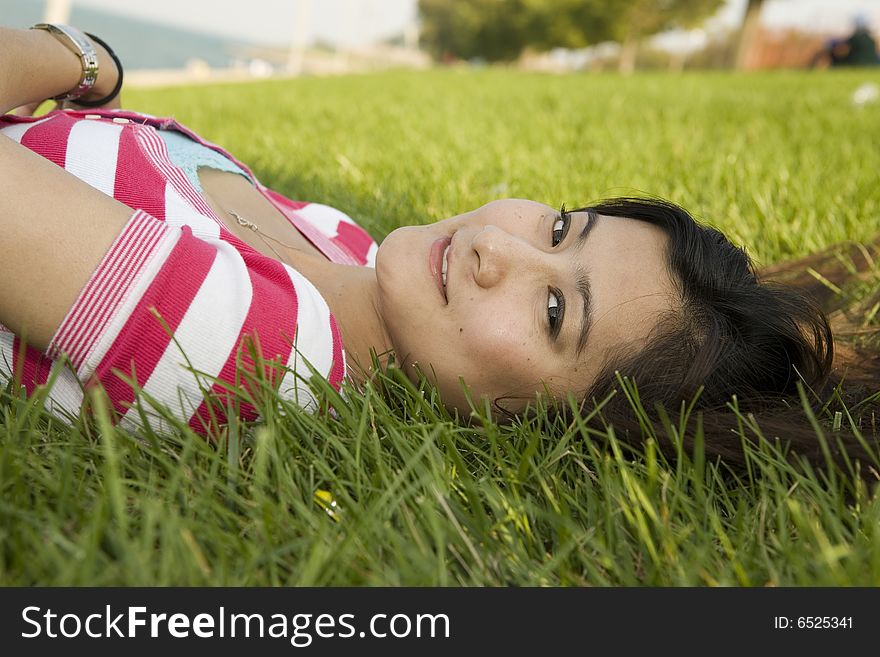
[375,199,676,415]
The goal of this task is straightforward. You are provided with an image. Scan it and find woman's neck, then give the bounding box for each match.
[286,253,393,386]
[197,168,393,383]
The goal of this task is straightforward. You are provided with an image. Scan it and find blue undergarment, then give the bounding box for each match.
[158,129,252,192]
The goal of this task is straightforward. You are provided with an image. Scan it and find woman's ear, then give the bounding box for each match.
[491,395,531,424]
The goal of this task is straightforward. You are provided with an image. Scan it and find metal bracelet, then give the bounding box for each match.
[31,23,99,101]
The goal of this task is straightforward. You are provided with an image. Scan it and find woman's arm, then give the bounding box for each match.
[0,26,121,116]
[0,132,132,349]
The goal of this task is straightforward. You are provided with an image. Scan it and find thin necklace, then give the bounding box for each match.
[226,209,303,263]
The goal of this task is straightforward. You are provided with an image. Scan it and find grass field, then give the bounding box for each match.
[3,69,880,585]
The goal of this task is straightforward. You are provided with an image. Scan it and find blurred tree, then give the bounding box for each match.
[417,0,532,61]
[419,0,723,68]
[523,0,620,50]
[606,0,724,73]
[735,0,765,70]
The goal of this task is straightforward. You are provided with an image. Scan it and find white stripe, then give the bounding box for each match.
[65,120,123,196]
[77,227,181,380]
[124,238,252,426]
[0,333,84,423]
[0,116,52,143]
[291,203,350,239]
[331,207,360,227]
[43,363,86,421]
[277,266,335,410]
[164,183,221,239]
[0,332,14,381]
[365,241,378,268]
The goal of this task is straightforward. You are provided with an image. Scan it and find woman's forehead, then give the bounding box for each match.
[557,215,674,386]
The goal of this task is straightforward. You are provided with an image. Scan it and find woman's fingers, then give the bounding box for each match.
[12,100,53,116]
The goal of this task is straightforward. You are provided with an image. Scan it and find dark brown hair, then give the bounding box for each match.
[558,197,878,478]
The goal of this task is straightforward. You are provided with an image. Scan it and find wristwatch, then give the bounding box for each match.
[31,23,99,101]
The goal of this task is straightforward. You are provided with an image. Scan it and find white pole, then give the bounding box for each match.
[404,20,419,51]
[341,0,356,68]
[287,0,314,75]
[43,0,72,23]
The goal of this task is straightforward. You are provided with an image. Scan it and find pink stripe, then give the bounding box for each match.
[50,211,166,368]
[187,252,299,434]
[19,112,75,168]
[91,227,217,418]
[11,336,22,389]
[134,127,225,225]
[296,220,356,264]
[1,113,48,126]
[65,221,165,366]
[334,221,375,266]
[113,127,168,219]
[51,217,140,363]
[327,315,346,391]
[55,214,155,363]
[12,337,52,395]
[262,189,359,265]
[270,196,308,211]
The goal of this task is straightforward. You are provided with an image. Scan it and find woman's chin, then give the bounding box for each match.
[375,225,416,287]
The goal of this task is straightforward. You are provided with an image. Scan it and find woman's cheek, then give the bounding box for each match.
[462,319,533,366]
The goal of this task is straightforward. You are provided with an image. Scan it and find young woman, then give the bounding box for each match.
[0,25,869,470]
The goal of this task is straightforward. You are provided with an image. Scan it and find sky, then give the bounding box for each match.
[754,0,880,32]
[37,0,880,47]
[62,0,419,47]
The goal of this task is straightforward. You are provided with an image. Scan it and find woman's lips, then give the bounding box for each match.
[430,235,452,304]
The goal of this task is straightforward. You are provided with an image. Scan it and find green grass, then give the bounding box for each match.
[3,69,880,585]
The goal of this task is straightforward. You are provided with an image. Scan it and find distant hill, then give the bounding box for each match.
[1,0,257,69]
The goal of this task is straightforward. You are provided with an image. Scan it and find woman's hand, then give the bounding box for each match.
[13,95,122,118]
[11,100,47,117]
[1,26,122,116]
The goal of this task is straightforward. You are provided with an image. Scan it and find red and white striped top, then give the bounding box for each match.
[0,109,378,434]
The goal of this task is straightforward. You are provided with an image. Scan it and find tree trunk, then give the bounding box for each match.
[619,35,639,74]
[669,52,687,73]
[735,0,764,70]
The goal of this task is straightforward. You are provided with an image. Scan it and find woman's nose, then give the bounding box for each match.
[472,225,536,288]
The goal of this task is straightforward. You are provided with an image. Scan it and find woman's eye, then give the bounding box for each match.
[552,211,570,247]
[548,287,564,337]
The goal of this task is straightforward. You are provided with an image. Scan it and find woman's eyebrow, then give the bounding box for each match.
[574,267,592,357]
[573,209,598,254]
[572,211,598,357]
